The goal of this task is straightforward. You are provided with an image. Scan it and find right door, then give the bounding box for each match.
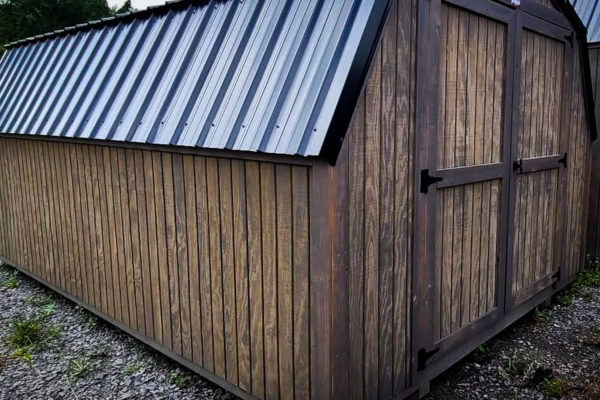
[507,12,572,309]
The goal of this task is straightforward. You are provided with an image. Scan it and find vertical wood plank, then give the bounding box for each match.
[246,161,264,398]
[195,156,214,372]
[135,150,154,339]
[173,153,191,360]
[184,155,202,364]
[260,162,278,400]
[291,166,310,400]
[144,150,162,343]
[163,152,182,355]
[232,159,251,392]
[219,158,238,384]
[206,157,225,377]
[275,163,293,400]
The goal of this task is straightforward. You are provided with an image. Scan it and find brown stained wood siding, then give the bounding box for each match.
[565,42,592,278]
[586,44,600,258]
[342,0,417,397]
[0,138,312,400]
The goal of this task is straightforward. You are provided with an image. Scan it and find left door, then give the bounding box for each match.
[413,0,514,373]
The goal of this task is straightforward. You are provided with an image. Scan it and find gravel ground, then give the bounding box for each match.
[428,283,600,399]
[0,262,237,400]
[1,261,599,400]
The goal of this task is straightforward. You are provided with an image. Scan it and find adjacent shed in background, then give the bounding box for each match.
[572,0,600,256]
[0,0,596,399]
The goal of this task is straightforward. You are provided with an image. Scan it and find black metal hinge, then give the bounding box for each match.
[558,153,567,168]
[420,169,443,194]
[418,347,440,371]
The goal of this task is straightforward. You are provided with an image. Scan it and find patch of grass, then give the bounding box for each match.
[23,295,53,307]
[5,305,61,361]
[7,316,44,349]
[39,302,55,319]
[556,291,573,306]
[124,364,141,375]
[11,347,33,368]
[2,270,19,289]
[48,323,61,340]
[169,370,188,387]
[541,377,567,398]
[533,307,549,323]
[69,358,90,378]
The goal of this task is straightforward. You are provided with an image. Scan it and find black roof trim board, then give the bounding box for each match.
[562,0,598,141]
[319,0,393,164]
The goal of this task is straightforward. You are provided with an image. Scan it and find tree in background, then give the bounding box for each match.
[0,0,135,57]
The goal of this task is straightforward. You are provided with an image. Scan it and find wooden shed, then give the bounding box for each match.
[0,0,596,399]
[572,0,600,256]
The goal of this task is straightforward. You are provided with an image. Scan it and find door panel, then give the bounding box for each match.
[434,180,501,341]
[429,1,510,349]
[507,17,570,308]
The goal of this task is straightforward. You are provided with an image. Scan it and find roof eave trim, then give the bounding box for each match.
[562,0,598,141]
[319,0,394,165]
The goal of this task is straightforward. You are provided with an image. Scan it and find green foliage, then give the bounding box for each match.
[0,0,138,56]
[169,370,188,387]
[7,315,44,348]
[555,256,600,306]
[541,377,567,398]
[5,303,60,365]
[114,0,133,14]
[39,302,56,318]
[12,347,33,367]
[533,307,549,323]
[69,357,90,378]
[124,363,141,375]
[23,295,53,307]
[2,270,19,289]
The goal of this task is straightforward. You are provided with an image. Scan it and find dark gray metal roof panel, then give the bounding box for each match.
[0,0,382,158]
[571,0,600,42]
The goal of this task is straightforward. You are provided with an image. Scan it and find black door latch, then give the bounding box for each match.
[418,347,440,371]
[420,169,443,193]
[558,153,567,168]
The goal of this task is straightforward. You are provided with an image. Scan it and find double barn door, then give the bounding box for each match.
[414,0,573,377]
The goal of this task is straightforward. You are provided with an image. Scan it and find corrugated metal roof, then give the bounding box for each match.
[571,0,600,42]
[0,0,386,158]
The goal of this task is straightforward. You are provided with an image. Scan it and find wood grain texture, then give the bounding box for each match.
[0,139,312,400]
[343,0,417,397]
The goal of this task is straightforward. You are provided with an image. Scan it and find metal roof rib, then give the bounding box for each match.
[0,0,386,159]
[571,0,600,42]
